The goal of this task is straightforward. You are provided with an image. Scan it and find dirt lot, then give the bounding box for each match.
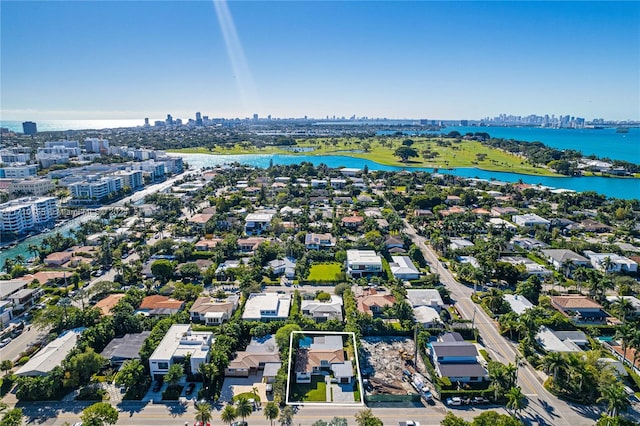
[359,336,427,395]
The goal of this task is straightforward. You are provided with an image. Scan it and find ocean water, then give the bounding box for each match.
[172,153,640,200]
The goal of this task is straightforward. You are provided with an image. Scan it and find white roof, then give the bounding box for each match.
[605,295,640,311]
[242,293,291,320]
[149,324,212,362]
[503,294,534,315]
[390,256,420,276]
[535,326,582,353]
[245,212,274,222]
[406,289,444,308]
[346,249,382,265]
[413,306,442,325]
[16,329,83,376]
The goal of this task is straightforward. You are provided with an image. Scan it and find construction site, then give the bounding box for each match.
[359,336,429,397]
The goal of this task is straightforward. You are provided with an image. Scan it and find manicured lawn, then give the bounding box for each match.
[233,391,261,402]
[307,262,342,282]
[290,377,327,402]
[169,134,568,176]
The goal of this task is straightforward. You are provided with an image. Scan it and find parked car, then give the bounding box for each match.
[185,383,196,395]
[0,338,12,348]
[446,397,462,406]
[472,396,490,404]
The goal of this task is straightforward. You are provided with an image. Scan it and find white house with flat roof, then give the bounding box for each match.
[148,324,213,380]
[244,212,274,235]
[346,250,382,278]
[584,251,638,273]
[242,293,292,321]
[512,213,550,229]
[15,328,83,376]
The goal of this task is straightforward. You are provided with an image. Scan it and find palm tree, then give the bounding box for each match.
[194,401,212,426]
[597,381,630,418]
[220,404,237,425]
[235,397,252,422]
[542,352,566,383]
[615,324,635,366]
[484,288,504,314]
[612,297,635,322]
[264,401,279,426]
[506,386,526,416]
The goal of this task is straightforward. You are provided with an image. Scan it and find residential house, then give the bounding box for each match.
[385,236,404,250]
[541,249,590,273]
[214,259,249,280]
[449,238,474,251]
[490,206,519,217]
[342,215,364,229]
[137,295,184,316]
[95,294,126,316]
[389,256,421,281]
[503,294,534,315]
[584,251,638,273]
[237,237,267,253]
[512,213,550,229]
[355,288,395,316]
[242,293,291,322]
[605,295,640,319]
[305,233,336,250]
[0,300,14,329]
[194,238,223,251]
[500,256,552,277]
[244,212,274,235]
[7,288,42,310]
[535,326,588,353]
[580,219,613,233]
[190,294,240,325]
[265,258,296,279]
[44,250,73,266]
[225,335,281,377]
[429,332,488,384]
[551,296,609,324]
[295,335,352,384]
[301,295,343,322]
[509,237,548,251]
[406,289,445,312]
[16,328,83,376]
[100,331,151,367]
[187,213,214,229]
[149,324,213,380]
[346,249,382,278]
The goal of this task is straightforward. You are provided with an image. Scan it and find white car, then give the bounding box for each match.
[0,338,12,348]
[446,396,462,406]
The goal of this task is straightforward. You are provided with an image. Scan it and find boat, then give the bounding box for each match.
[616,127,629,133]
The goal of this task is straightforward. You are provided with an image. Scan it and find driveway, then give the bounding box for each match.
[219,374,268,404]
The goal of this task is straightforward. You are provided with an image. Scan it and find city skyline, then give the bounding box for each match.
[1,1,639,121]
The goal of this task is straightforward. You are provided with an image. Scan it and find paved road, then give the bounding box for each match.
[0,326,49,364]
[18,399,509,425]
[403,220,601,426]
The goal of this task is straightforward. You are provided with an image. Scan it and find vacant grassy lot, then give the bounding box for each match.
[307,262,342,282]
[289,377,327,402]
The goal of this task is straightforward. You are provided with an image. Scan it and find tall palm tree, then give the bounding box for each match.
[615,324,635,366]
[541,352,566,383]
[597,381,630,418]
[194,401,212,426]
[220,404,237,425]
[263,401,279,426]
[612,297,635,322]
[235,397,252,422]
[506,386,526,416]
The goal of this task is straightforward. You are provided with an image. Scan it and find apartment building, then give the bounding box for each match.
[0,196,59,233]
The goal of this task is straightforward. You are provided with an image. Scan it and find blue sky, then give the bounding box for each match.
[1,1,638,121]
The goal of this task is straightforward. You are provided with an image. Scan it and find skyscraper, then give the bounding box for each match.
[195,112,203,126]
[22,121,37,136]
